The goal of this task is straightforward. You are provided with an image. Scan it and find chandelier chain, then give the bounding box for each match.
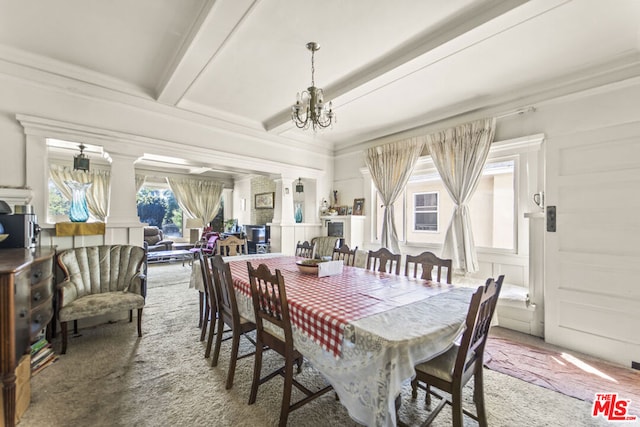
[311,49,315,87]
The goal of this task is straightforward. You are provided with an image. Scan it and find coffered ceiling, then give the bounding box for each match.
[1,0,639,163]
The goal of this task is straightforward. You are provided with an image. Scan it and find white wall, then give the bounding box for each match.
[0,71,333,249]
[333,78,640,366]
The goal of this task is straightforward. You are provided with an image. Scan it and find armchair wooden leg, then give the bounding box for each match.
[137,308,143,337]
[61,321,68,354]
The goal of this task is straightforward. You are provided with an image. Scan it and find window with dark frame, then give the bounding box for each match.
[414,192,438,231]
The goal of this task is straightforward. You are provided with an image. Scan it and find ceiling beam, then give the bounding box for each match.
[263,0,530,135]
[155,0,258,105]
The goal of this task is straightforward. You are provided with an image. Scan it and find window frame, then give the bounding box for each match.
[412,191,439,233]
[360,133,545,256]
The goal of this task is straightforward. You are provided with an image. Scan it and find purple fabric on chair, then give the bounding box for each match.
[190,234,219,255]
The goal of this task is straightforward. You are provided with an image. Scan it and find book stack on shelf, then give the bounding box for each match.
[30,338,58,376]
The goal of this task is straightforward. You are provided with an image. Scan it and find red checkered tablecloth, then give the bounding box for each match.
[227,256,453,358]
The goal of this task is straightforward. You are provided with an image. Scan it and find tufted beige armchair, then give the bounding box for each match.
[310,236,341,259]
[56,245,147,354]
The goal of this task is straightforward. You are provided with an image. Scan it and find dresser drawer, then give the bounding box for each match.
[30,295,53,341]
[31,278,53,309]
[30,257,53,285]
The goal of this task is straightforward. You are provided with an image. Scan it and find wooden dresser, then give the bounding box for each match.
[0,247,55,427]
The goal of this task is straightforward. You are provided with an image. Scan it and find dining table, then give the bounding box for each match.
[193,254,475,427]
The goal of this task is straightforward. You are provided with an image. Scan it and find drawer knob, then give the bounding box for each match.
[19,309,28,318]
[33,292,41,302]
[33,271,42,280]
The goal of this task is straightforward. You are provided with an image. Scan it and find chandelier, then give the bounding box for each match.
[291,42,336,131]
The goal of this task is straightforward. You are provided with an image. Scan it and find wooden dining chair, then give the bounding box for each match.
[295,240,314,258]
[217,235,248,256]
[208,255,257,389]
[404,251,453,283]
[246,262,333,427]
[366,247,401,275]
[407,275,504,427]
[197,250,213,343]
[332,244,358,266]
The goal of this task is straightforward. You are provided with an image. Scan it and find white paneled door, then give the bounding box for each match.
[545,121,640,367]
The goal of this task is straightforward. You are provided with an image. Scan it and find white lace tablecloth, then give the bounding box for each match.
[228,256,475,427]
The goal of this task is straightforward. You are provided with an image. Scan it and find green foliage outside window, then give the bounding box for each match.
[136,189,167,227]
[49,181,70,216]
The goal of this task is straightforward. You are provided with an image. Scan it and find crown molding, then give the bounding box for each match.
[336,52,640,157]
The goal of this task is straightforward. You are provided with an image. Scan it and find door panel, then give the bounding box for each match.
[545,121,640,367]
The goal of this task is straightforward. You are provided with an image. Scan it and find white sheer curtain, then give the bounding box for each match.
[365,139,425,253]
[426,117,496,273]
[166,177,223,226]
[50,165,111,221]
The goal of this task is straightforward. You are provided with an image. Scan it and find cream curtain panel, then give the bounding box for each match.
[166,177,223,226]
[426,117,496,273]
[365,139,425,253]
[50,165,110,221]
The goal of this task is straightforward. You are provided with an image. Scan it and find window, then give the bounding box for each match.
[48,179,71,221]
[137,186,183,238]
[373,158,516,250]
[414,192,438,231]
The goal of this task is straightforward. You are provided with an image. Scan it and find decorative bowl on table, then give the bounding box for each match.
[0,234,8,243]
[296,259,325,274]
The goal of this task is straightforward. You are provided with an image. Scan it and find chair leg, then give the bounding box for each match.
[61,321,68,354]
[198,291,204,328]
[137,308,143,337]
[411,378,418,399]
[452,385,464,427]
[204,318,215,359]
[474,369,488,427]
[211,318,225,367]
[279,357,294,427]
[425,384,431,406]
[248,337,264,405]
[200,301,209,342]
[225,331,241,389]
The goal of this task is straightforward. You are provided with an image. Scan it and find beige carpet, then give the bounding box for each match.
[19,262,619,426]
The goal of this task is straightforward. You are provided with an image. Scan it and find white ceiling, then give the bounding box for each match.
[1,0,639,173]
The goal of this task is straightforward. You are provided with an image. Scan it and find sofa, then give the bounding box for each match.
[143,226,173,251]
[56,245,147,353]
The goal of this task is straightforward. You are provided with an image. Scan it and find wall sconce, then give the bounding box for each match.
[285,187,290,195]
[296,177,304,193]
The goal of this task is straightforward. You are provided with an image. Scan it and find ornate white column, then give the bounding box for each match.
[106,152,141,225]
[23,133,46,217]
